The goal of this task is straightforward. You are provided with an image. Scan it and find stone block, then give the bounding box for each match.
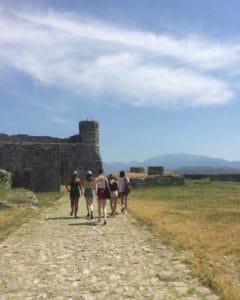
[148,166,164,176]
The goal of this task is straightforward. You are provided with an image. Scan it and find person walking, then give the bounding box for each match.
[65,171,83,218]
[95,168,110,225]
[83,170,95,219]
[118,170,131,213]
[108,174,119,217]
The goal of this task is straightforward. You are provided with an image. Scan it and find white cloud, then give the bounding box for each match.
[0,7,239,108]
[50,116,71,125]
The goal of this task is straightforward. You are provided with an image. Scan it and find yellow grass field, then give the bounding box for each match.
[129,179,240,300]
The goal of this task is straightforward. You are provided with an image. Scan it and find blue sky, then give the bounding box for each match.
[1,0,240,162]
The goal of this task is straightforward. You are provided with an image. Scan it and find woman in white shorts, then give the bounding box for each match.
[108,174,119,217]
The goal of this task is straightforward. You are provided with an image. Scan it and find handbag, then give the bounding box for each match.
[124,178,132,194]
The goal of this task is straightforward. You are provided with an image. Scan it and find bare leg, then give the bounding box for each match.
[102,199,107,224]
[74,198,79,217]
[110,199,114,215]
[113,198,117,216]
[70,198,74,216]
[121,193,125,213]
[97,198,101,222]
[124,194,128,211]
[85,198,89,217]
[87,197,94,219]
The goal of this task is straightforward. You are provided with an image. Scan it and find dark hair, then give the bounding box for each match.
[71,174,78,181]
[98,168,103,175]
[86,174,93,181]
[120,170,125,177]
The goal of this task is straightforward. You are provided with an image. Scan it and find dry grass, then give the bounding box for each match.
[129,179,240,299]
[0,187,64,241]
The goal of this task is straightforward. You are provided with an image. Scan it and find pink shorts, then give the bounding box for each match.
[97,188,107,199]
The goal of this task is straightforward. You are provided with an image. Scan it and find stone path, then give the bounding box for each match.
[0,196,219,300]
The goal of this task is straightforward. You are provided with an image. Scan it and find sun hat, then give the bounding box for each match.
[73,171,78,175]
[87,170,93,175]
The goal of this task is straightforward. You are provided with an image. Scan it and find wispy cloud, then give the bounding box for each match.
[50,116,71,125]
[0,6,239,108]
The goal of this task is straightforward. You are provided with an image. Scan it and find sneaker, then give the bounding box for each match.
[86,213,90,218]
[90,212,93,219]
[70,211,73,216]
[103,220,107,225]
[121,207,125,213]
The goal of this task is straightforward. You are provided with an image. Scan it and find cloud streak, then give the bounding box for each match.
[0,7,239,108]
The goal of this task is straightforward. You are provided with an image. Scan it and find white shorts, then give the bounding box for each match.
[110,191,118,200]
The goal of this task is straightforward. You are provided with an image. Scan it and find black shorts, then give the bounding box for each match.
[70,191,80,199]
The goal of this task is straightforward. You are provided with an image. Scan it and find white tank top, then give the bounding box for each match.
[96,176,106,189]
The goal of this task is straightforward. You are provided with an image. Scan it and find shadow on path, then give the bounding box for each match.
[68,222,97,226]
[46,216,85,220]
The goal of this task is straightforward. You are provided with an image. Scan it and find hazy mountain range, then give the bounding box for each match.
[103,153,240,174]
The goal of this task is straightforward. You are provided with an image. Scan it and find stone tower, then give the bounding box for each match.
[79,121,100,154]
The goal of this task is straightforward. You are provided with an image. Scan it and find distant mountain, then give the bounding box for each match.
[103,153,240,174]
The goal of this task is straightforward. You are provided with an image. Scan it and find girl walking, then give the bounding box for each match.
[83,170,95,219]
[108,174,119,217]
[118,170,131,213]
[65,171,83,218]
[95,168,110,225]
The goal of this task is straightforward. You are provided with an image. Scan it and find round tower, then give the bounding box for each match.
[79,120,100,153]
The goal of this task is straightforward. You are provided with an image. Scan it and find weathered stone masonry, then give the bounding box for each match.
[0,121,102,192]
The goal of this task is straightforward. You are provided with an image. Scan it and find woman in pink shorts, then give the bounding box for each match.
[95,168,109,225]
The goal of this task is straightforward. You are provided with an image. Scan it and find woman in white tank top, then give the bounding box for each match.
[95,168,110,225]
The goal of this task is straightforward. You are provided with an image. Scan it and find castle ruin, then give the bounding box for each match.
[0,121,102,192]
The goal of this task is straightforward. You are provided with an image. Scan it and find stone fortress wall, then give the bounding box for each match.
[129,165,185,187]
[0,121,102,192]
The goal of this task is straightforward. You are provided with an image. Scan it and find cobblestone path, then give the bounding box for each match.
[0,196,219,299]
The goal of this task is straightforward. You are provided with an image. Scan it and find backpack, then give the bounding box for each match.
[124,178,132,194]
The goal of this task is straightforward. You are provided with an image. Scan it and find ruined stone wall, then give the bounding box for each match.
[183,174,210,180]
[130,167,145,173]
[148,166,164,176]
[0,142,102,192]
[0,120,102,192]
[210,173,240,182]
[0,143,61,192]
[130,175,184,188]
[60,143,102,183]
[0,134,63,143]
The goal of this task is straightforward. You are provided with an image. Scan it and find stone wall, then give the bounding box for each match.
[183,173,240,182]
[130,167,145,173]
[148,166,164,176]
[0,142,102,192]
[0,134,63,143]
[130,175,184,188]
[183,174,210,180]
[0,121,102,192]
[210,173,240,182]
[0,143,61,192]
